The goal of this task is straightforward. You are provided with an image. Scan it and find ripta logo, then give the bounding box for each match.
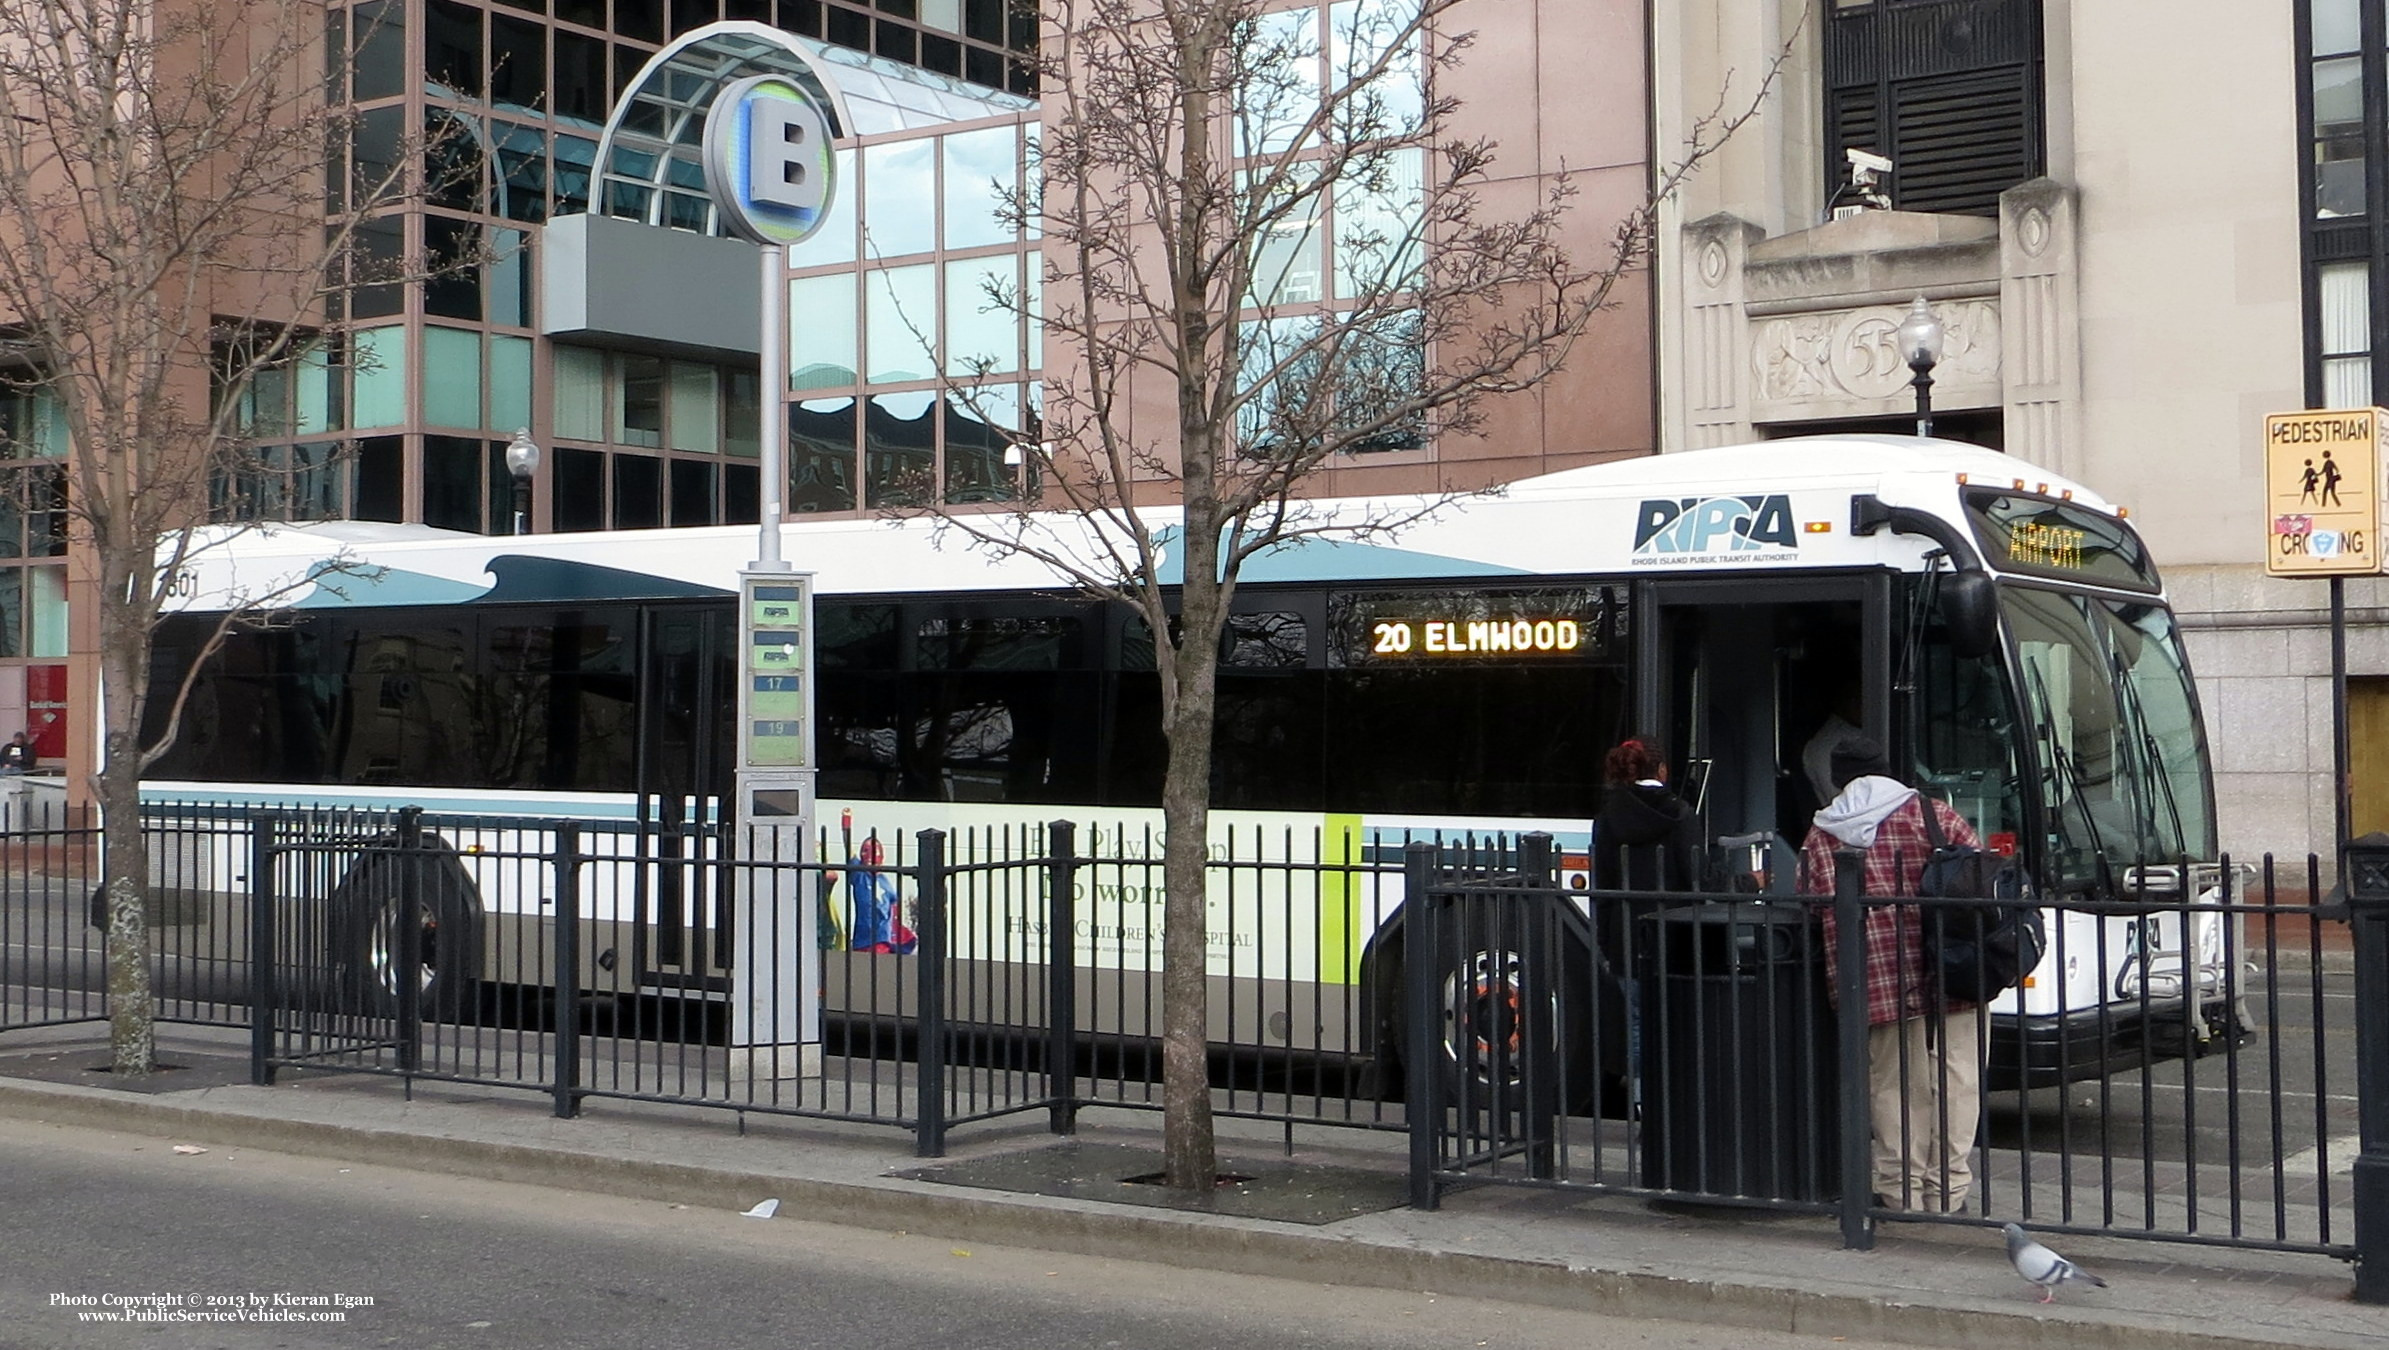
[1632,495,1799,556]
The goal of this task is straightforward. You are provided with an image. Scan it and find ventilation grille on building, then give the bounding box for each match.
[1826,0,2044,218]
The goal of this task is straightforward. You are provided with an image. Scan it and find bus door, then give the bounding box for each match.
[1633,575,1891,891]
[633,603,733,992]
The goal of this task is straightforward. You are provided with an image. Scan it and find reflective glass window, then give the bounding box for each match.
[553,135,597,215]
[1330,0,1424,136]
[425,110,488,213]
[493,122,548,222]
[490,335,534,434]
[790,398,858,513]
[942,385,1018,503]
[670,459,716,526]
[944,255,1018,376]
[554,345,606,441]
[864,390,936,506]
[1238,6,1320,156]
[27,566,64,659]
[2323,261,2372,408]
[789,148,858,268]
[2315,56,2365,219]
[2314,0,2360,54]
[490,229,530,326]
[1246,167,1325,306]
[426,1,484,98]
[0,569,20,657]
[724,371,761,458]
[612,454,663,528]
[296,345,340,435]
[423,215,484,320]
[555,446,607,531]
[790,273,860,390]
[349,216,405,319]
[863,139,937,258]
[351,325,408,430]
[354,435,404,522]
[423,326,484,428]
[615,0,665,43]
[866,264,937,384]
[553,31,608,122]
[941,125,1016,249]
[351,1,406,103]
[724,460,760,522]
[1334,147,1422,296]
[669,362,720,453]
[423,435,486,532]
[293,443,343,520]
[490,15,547,114]
[615,355,665,447]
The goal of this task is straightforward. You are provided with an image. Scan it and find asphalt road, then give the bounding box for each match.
[0,1115,1922,1350]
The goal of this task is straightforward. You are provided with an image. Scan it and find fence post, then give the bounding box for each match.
[552,823,582,1120]
[248,812,279,1087]
[1519,832,1559,1179]
[1045,820,1079,1137]
[1833,848,1874,1252]
[393,805,424,1074]
[914,829,948,1158]
[2345,838,2389,1303]
[1405,841,1441,1210]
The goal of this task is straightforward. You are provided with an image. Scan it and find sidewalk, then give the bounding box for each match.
[0,1024,2373,1350]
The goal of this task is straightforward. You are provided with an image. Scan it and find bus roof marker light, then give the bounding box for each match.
[2013,479,2026,490]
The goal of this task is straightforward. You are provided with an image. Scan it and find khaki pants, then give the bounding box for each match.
[1868,1008,1981,1212]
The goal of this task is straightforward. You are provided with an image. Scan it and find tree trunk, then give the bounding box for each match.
[99,596,154,1077]
[1158,650,1219,1190]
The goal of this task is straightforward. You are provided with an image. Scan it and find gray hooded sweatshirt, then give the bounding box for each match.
[1811,775,1920,850]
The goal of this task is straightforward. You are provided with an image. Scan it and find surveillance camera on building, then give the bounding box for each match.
[1846,147,1894,183]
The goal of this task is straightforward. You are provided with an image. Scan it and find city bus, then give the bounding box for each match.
[140,435,2236,1094]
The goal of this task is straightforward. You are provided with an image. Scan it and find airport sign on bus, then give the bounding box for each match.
[2265,407,2386,577]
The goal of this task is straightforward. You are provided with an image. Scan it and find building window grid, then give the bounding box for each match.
[323,0,1039,533]
[2298,1,2389,410]
[781,113,1040,512]
[1229,2,1430,459]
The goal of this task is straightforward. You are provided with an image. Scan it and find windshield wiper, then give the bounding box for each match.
[2024,654,2121,899]
[2108,644,2188,860]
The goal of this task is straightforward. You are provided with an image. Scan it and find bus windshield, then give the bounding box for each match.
[2004,586,2216,883]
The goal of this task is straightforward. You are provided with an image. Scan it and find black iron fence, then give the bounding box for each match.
[1407,835,2372,1274]
[0,804,2382,1296]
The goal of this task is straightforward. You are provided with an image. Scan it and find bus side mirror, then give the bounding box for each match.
[1942,570,2000,659]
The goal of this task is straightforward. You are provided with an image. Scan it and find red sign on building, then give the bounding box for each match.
[26,664,67,762]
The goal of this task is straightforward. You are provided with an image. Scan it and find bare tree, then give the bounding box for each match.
[918,0,1788,1188]
[0,0,431,1075]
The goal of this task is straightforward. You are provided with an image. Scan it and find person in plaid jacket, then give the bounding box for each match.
[1797,740,1983,1215]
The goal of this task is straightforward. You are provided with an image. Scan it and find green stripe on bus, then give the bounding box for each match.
[1320,814,1363,985]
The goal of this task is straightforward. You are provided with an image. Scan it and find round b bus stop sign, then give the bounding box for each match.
[2265,407,2387,577]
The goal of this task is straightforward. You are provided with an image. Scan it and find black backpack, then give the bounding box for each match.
[1916,802,2046,1003]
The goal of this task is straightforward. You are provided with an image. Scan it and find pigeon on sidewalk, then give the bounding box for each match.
[2004,1222,2108,1303]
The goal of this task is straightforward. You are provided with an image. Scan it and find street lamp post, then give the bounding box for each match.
[1897,295,1945,439]
[505,427,541,536]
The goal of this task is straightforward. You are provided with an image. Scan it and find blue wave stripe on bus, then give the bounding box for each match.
[290,555,736,609]
[294,561,489,608]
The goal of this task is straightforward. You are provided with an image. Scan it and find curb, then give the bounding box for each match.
[0,1077,2353,1350]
